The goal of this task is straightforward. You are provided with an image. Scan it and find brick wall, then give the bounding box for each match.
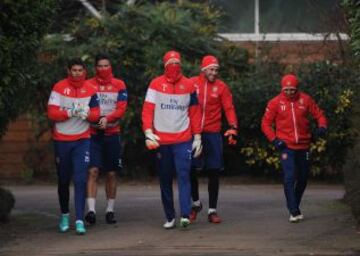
[0,116,53,179]
[239,40,346,64]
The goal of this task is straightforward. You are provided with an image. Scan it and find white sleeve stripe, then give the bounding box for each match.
[145,88,157,103]
[48,91,61,106]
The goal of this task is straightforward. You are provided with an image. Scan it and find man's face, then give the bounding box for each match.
[96,59,111,70]
[204,66,219,82]
[165,59,181,67]
[283,88,298,98]
[68,65,85,77]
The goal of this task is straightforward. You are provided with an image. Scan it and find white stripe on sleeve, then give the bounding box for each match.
[145,88,157,104]
[48,91,61,106]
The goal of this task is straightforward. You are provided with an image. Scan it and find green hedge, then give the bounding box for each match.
[223,61,358,177]
[32,1,358,179]
[0,0,58,137]
[341,0,360,225]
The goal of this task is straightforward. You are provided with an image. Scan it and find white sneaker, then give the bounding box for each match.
[163,219,175,229]
[297,214,304,220]
[289,215,300,223]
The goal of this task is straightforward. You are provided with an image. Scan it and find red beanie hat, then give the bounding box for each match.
[281,74,299,90]
[163,50,181,67]
[201,55,219,70]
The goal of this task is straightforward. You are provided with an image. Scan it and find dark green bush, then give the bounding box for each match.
[0,187,15,222]
[0,0,58,138]
[343,137,360,226]
[340,0,360,224]
[33,1,357,180]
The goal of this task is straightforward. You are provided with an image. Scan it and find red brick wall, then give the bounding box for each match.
[0,116,52,179]
[239,40,346,64]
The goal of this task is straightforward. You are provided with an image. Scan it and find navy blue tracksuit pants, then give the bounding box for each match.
[156,140,192,221]
[280,148,310,216]
[54,139,90,221]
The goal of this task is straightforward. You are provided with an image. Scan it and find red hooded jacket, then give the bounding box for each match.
[87,76,127,135]
[190,73,238,133]
[142,74,202,145]
[47,77,100,141]
[261,77,327,150]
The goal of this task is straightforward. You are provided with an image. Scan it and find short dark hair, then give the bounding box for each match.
[67,58,86,69]
[95,53,111,66]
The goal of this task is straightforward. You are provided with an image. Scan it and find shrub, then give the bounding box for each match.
[33,1,357,180]
[0,187,15,222]
[0,0,58,137]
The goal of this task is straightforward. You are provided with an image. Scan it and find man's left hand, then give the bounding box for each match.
[224,126,238,145]
[316,127,327,138]
[77,104,90,120]
[98,116,108,129]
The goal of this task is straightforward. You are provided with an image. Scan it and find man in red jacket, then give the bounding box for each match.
[142,50,202,229]
[47,58,100,235]
[261,74,327,222]
[189,55,238,224]
[85,54,128,225]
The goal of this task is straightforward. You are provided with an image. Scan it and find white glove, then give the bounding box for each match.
[76,104,90,120]
[192,134,202,158]
[145,129,160,150]
[67,102,78,118]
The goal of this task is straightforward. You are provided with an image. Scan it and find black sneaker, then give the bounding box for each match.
[85,211,96,225]
[105,211,117,224]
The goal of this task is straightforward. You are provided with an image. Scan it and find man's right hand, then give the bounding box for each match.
[67,103,78,118]
[272,138,287,151]
[145,129,160,150]
[98,116,108,129]
[192,134,203,158]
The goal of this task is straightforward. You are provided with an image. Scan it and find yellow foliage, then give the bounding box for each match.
[310,139,327,153]
[335,89,353,114]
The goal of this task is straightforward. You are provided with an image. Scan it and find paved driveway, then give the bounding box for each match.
[0,183,359,256]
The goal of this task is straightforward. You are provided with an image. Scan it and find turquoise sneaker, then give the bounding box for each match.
[58,214,70,233]
[75,220,86,235]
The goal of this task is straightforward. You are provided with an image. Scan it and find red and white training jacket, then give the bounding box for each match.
[190,73,238,133]
[87,77,128,135]
[47,79,100,141]
[142,74,202,145]
[261,91,328,150]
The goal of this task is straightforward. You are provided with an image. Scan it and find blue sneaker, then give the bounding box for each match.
[75,220,86,235]
[58,214,70,233]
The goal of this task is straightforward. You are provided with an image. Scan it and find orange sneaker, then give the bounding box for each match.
[208,212,221,223]
[189,210,197,222]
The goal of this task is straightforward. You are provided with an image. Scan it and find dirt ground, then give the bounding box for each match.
[0,182,359,256]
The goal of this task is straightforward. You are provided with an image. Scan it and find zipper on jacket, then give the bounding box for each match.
[291,102,299,143]
[201,81,208,130]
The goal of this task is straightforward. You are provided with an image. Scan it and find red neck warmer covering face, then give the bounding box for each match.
[164,64,182,83]
[68,73,86,88]
[96,67,113,85]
